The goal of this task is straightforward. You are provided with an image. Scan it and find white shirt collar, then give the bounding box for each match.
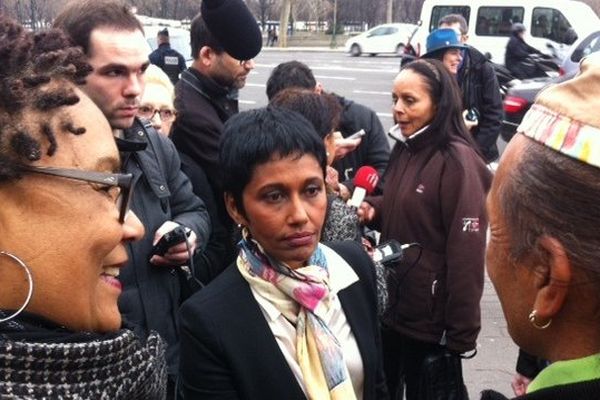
[388,123,430,142]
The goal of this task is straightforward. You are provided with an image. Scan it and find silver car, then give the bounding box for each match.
[560,30,600,77]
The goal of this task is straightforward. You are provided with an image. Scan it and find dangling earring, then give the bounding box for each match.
[0,251,34,323]
[241,225,250,240]
[528,309,552,330]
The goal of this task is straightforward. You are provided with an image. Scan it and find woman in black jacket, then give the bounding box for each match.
[178,107,388,400]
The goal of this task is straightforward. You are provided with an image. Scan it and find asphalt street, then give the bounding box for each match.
[241,49,518,398]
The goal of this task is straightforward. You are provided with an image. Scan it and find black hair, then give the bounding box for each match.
[438,14,469,34]
[220,106,327,214]
[266,61,317,100]
[53,0,143,56]
[0,15,92,181]
[190,13,224,60]
[401,59,481,156]
[270,88,341,140]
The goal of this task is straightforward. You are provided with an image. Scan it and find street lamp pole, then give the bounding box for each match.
[330,0,338,48]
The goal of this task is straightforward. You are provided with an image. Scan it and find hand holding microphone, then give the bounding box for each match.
[347,166,379,208]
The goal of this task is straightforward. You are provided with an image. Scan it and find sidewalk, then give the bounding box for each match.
[463,272,517,398]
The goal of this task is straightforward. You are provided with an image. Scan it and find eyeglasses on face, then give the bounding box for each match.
[20,165,134,223]
[138,106,176,121]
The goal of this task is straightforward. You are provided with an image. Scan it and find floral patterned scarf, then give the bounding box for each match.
[237,238,357,400]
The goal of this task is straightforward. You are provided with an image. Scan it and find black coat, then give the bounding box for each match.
[117,118,211,376]
[332,94,390,193]
[177,241,388,400]
[149,43,186,84]
[459,47,503,162]
[178,152,236,284]
[171,68,238,232]
[505,34,541,79]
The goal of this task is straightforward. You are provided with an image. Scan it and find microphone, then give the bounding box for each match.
[347,166,379,208]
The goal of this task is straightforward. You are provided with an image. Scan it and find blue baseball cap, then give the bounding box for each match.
[422,28,466,58]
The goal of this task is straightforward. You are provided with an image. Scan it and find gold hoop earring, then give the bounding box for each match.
[529,310,552,330]
[0,251,34,323]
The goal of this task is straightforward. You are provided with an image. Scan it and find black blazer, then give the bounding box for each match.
[178,241,388,399]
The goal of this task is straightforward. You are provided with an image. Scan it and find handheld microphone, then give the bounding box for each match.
[347,166,379,208]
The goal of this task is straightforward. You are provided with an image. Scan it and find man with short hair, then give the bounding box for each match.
[170,0,262,239]
[438,13,503,163]
[149,28,187,84]
[54,1,211,394]
[266,60,390,197]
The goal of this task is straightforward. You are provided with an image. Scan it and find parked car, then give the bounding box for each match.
[345,23,418,57]
[501,29,600,142]
[501,77,554,142]
[144,25,193,67]
[560,29,600,76]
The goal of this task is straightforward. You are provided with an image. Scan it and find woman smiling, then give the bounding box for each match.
[0,17,166,398]
[178,107,387,399]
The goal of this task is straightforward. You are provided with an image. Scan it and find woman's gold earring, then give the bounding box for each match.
[528,310,552,330]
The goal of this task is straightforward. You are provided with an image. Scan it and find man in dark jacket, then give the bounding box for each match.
[54,1,211,395]
[505,23,542,79]
[439,14,503,163]
[149,28,186,84]
[265,60,390,196]
[170,1,262,239]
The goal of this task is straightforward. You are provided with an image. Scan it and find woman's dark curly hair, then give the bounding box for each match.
[0,15,92,181]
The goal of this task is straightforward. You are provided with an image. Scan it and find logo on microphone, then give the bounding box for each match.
[365,172,379,188]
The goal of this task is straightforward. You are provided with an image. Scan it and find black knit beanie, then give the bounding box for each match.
[201,0,262,61]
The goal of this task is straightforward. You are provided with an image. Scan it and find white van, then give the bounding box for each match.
[413,0,600,64]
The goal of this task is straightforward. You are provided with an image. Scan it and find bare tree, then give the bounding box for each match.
[386,0,392,23]
[395,0,424,23]
[278,0,292,46]
[248,0,277,29]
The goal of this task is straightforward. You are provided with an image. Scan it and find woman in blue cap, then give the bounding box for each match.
[422,28,467,75]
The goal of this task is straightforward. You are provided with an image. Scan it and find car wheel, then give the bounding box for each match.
[350,44,361,57]
[396,43,405,56]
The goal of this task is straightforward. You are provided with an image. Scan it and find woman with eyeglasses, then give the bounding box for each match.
[0,17,167,398]
[139,64,177,136]
[178,107,388,399]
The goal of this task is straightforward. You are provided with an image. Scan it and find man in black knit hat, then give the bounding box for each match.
[170,0,262,267]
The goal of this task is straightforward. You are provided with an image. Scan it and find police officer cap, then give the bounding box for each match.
[201,0,262,61]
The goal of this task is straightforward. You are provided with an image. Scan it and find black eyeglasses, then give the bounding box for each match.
[20,165,134,223]
[138,106,176,121]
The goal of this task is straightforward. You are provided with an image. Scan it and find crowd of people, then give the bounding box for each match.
[0,0,599,399]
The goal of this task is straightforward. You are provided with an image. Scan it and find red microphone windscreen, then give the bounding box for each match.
[353,166,379,194]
